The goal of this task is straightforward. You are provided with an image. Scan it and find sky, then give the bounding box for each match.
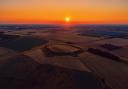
[0,0,128,24]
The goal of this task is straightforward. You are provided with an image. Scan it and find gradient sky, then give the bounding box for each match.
[0,0,128,24]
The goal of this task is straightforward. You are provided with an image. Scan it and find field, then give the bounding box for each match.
[0,24,128,89]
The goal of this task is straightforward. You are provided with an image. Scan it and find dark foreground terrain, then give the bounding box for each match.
[0,25,128,89]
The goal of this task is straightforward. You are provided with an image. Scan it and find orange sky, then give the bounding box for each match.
[0,0,128,24]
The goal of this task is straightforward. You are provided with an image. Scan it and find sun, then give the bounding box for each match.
[65,17,71,22]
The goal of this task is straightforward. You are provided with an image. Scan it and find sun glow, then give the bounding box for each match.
[65,17,71,23]
[0,0,128,24]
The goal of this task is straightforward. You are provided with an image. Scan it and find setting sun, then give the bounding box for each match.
[65,17,71,23]
[0,0,128,24]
